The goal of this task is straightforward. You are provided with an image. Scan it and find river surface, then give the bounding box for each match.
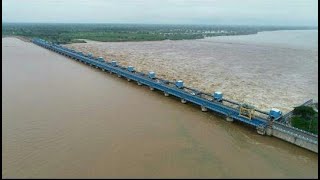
[67,30,318,113]
[205,30,318,50]
[2,37,318,178]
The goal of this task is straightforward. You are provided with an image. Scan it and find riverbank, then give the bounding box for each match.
[3,23,317,44]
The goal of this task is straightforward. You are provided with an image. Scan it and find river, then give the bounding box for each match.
[66,30,318,114]
[2,37,318,178]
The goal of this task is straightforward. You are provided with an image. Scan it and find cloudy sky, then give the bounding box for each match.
[2,0,318,26]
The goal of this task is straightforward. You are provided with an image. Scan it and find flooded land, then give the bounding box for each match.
[66,30,318,113]
[2,37,318,178]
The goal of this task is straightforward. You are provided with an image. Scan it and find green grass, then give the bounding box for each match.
[69,39,87,43]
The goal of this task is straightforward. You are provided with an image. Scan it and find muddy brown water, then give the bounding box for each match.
[67,30,318,113]
[2,37,318,178]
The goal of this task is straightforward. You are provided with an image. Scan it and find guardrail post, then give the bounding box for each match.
[181,99,187,104]
[257,125,266,135]
[201,106,207,112]
[266,126,273,136]
[226,116,233,122]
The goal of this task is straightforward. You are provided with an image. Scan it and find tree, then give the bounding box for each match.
[292,106,316,119]
[291,105,318,134]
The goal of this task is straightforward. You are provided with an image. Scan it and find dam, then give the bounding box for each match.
[32,38,318,153]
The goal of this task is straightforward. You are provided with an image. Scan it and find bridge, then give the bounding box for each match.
[32,38,318,153]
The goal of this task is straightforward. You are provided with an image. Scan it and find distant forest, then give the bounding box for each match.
[2,23,317,44]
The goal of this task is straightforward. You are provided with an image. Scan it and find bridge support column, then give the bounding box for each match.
[226,116,233,122]
[149,87,154,91]
[266,127,273,136]
[201,106,207,112]
[256,126,266,135]
[164,92,169,96]
[181,99,187,104]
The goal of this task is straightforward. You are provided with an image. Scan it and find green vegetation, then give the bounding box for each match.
[291,105,318,134]
[69,39,87,43]
[2,23,317,44]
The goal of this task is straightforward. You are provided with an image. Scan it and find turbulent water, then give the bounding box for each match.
[66,30,318,113]
[2,37,318,178]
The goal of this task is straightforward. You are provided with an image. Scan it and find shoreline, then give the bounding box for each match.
[2,35,31,42]
[63,29,318,45]
[3,29,317,44]
[66,29,319,44]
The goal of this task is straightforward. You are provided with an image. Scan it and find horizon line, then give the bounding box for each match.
[2,21,318,28]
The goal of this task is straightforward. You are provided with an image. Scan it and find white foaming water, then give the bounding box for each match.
[66,30,318,114]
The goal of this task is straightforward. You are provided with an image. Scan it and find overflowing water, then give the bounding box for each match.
[66,30,318,113]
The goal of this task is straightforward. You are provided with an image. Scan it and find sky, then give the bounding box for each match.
[2,0,318,26]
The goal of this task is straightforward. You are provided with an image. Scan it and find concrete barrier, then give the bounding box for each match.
[272,122,318,153]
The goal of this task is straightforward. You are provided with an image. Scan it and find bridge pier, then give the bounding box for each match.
[201,106,207,112]
[266,127,273,136]
[256,126,266,135]
[181,99,187,104]
[226,116,233,122]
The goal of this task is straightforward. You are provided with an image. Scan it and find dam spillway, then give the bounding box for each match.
[32,38,318,153]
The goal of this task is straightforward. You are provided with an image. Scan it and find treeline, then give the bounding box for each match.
[291,105,318,134]
[2,23,317,44]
